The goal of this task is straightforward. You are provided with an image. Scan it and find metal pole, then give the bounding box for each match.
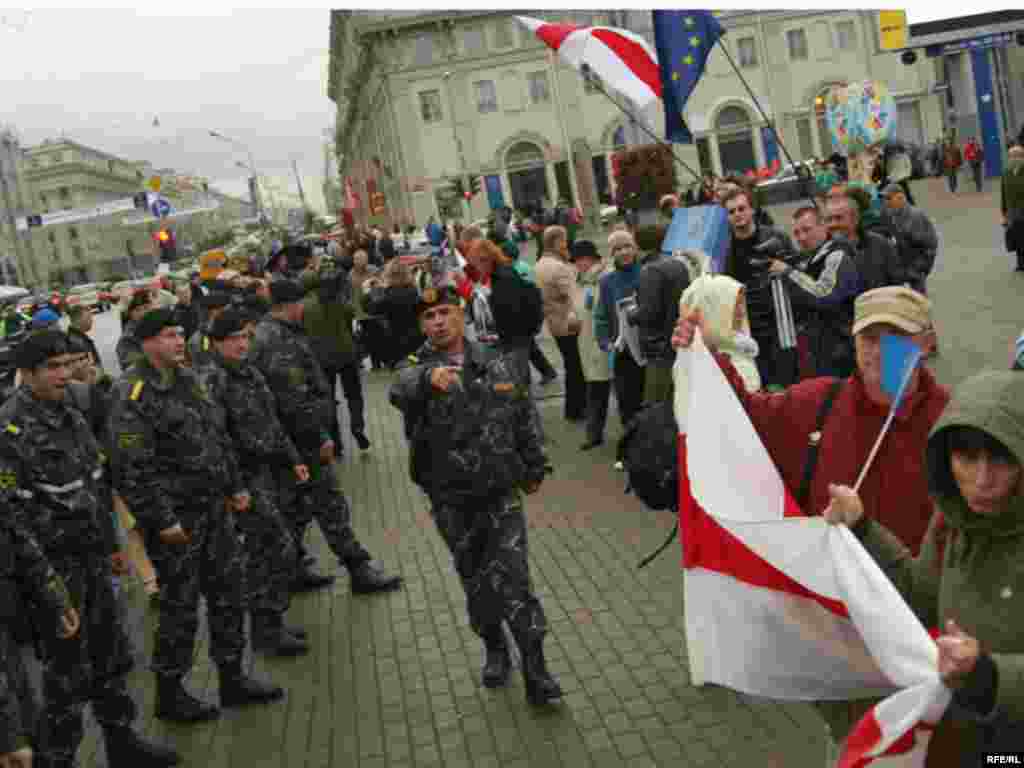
[548,50,582,210]
[443,72,468,220]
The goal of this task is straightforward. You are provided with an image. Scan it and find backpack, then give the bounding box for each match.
[620,400,678,511]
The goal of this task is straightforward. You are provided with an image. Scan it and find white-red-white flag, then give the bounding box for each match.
[674,331,951,765]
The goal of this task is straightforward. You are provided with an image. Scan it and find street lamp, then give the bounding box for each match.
[441,71,468,219]
[209,129,262,222]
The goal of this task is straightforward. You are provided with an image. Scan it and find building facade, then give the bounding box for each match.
[329,10,943,230]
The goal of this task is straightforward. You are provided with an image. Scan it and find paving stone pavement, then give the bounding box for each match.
[63,175,1019,767]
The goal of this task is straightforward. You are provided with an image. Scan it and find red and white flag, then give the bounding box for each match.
[515,16,661,107]
[673,332,951,766]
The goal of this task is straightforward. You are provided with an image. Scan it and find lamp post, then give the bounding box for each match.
[209,129,263,223]
[442,71,469,220]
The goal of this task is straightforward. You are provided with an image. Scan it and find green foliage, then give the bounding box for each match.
[196,229,235,253]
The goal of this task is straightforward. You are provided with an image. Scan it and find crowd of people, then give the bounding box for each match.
[2,136,1024,767]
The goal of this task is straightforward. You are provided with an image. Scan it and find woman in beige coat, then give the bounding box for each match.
[570,240,613,450]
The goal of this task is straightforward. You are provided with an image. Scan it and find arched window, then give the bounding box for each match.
[715,105,750,131]
[505,141,545,170]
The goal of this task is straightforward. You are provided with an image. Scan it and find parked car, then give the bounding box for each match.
[756,161,816,206]
[65,282,107,313]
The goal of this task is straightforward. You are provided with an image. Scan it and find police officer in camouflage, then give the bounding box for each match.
[0,330,180,768]
[248,280,403,595]
[1,497,78,768]
[187,292,231,369]
[108,309,283,724]
[197,307,310,657]
[389,285,561,706]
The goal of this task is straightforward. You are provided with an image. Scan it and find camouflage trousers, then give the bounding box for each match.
[278,457,369,571]
[0,630,35,752]
[239,468,297,620]
[34,554,136,767]
[430,491,546,645]
[144,498,245,678]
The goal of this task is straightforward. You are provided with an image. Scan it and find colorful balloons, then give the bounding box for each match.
[824,80,897,157]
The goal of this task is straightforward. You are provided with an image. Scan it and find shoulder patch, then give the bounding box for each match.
[130,380,144,401]
[407,355,419,364]
[203,336,210,352]
[493,382,515,394]
[0,470,17,489]
[4,423,19,435]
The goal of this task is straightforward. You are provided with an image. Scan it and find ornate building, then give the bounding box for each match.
[329,10,943,229]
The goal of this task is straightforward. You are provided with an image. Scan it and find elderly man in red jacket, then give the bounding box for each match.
[673,285,949,555]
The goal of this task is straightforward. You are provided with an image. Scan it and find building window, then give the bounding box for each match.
[474,80,498,113]
[418,90,443,123]
[835,20,857,50]
[787,28,808,60]
[738,36,758,68]
[414,33,434,67]
[494,18,514,48]
[527,71,551,104]
[462,26,484,56]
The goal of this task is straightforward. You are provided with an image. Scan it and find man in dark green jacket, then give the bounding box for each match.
[1001,144,1024,272]
[302,267,370,452]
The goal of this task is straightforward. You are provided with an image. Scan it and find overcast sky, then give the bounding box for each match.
[0,8,332,201]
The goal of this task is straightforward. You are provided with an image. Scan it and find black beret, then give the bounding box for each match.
[269,279,305,305]
[201,292,232,309]
[208,308,251,340]
[569,239,599,262]
[416,285,463,316]
[134,308,180,341]
[14,330,71,370]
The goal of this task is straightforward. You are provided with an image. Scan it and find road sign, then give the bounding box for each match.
[147,176,162,193]
[15,196,139,231]
[878,10,907,51]
[151,196,172,218]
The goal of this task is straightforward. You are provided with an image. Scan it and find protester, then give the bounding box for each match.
[486,239,546,393]
[364,259,425,368]
[1001,144,1024,272]
[115,290,156,372]
[944,138,963,194]
[963,136,984,193]
[824,370,1024,761]
[389,284,561,706]
[825,192,900,292]
[880,182,939,294]
[535,225,586,422]
[66,304,103,373]
[569,240,613,449]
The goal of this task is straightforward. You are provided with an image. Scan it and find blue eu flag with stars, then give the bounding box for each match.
[653,10,724,144]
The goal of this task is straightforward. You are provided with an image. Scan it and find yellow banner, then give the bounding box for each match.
[878,10,908,51]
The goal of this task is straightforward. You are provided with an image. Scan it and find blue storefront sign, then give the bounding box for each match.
[969,47,1004,178]
[925,32,1014,57]
[760,126,779,168]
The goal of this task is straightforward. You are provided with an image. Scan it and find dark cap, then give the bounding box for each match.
[416,285,463,316]
[208,307,251,340]
[269,279,305,305]
[134,308,180,341]
[201,291,232,309]
[569,239,599,263]
[14,330,71,370]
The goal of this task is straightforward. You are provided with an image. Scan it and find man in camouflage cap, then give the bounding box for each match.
[390,285,561,705]
[197,307,310,657]
[187,291,231,369]
[109,309,283,724]
[0,330,180,767]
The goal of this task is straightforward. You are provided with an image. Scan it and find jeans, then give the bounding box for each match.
[971,161,983,192]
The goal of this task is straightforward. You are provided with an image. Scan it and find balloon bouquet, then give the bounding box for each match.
[824,80,898,186]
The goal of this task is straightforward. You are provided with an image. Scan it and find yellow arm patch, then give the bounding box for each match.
[407,355,419,364]
[0,470,17,489]
[203,336,210,352]
[4,423,19,435]
[129,380,144,401]
[118,433,144,449]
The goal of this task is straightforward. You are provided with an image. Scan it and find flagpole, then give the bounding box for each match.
[581,63,702,183]
[851,356,921,493]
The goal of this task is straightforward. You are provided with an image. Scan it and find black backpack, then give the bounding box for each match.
[620,400,678,512]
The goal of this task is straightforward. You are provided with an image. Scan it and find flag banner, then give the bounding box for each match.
[653,11,724,144]
[674,331,950,765]
[881,333,923,402]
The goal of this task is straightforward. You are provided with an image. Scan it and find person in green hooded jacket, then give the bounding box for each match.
[1001,144,1024,272]
[825,370,1024,764]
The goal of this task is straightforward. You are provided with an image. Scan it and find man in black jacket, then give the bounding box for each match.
[722,188,798,389]
[825,193,901,293]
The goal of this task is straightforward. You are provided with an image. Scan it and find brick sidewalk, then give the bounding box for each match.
[70,364,830,768]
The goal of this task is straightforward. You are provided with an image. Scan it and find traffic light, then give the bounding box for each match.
[470,176,482,197]
[463,191,472,201]
[154,228,177,262]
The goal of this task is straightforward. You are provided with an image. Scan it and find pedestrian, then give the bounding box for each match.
[1000,144,1024,272]
[487,239,546,391]
[198,308,310,658]
[672,286,951,751]
[349,249,386,370]
[535,225,586,421]
[248,280,403,596]
[364,259,425,368]
[109,308,283,723]
[1,509,77,768]
[172,282,199,342]
[964,136,984,192]
[66,304,103,374]
[115,290,155,373]
[187,292,231,369]
[825,192,901,292]
[943,138,963,193]
[880,182,939,294]
[1,330,180,766]
[570,240,613,449]
[824,370,1024,763]
[389,285,561,706]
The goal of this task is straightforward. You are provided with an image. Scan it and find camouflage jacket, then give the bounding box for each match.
[114,332,144,373]
[109,357,243,532]
[188,327,214,370]
[196,353,302,472]
[389,340,546,503]
[0,388,118,557]
[64,375,117,452]
[248,316,332,453]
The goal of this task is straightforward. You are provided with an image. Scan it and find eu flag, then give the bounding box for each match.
[653,10,724,144]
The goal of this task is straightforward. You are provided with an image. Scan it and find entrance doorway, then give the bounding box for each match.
[554,161,573,204]
[592,156,610,204]
[716,105,756,175]
[505,141,549,211]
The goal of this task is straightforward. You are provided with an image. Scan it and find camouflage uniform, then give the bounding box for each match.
[0,517,72,756]
[389,341,547,644]
[248,316,370,570]
[108,357,247,680]
[114,331,144,373]
[187,328,214,370]
[196,353,301,624]
[0,389,136,767]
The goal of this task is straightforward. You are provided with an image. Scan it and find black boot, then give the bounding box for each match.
[353,431,371,451]
[155,675,219,723]
[290,566,335,593]
[252,614,310,657]
[516,634,562,706]
[219,665,284,708]
[284,623,308,639]
[348,559,403,594]
[481,626,511,688]
[103,724,180,767]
